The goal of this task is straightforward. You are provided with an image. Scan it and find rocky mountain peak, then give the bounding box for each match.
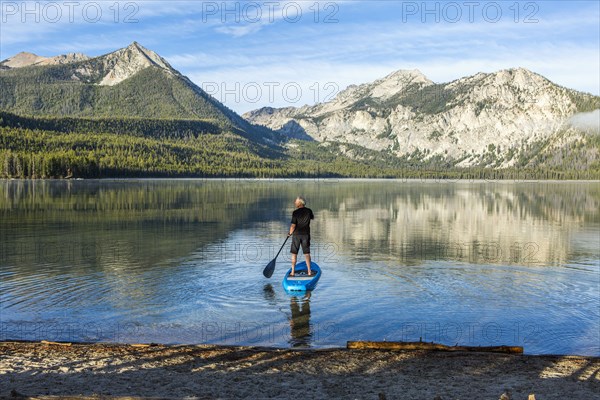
[309,68,434,115]
[124,41,171,69]
[0,42,173,86]
[448,67,548,91]
[51,52,90,64]
[0,42,267,140]
[0,52,46,68]
[379,68,431,83]
[368,68,433,99]
[97,42,174,86]
[0,51,90,68]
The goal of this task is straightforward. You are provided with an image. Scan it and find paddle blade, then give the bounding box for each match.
[263,259,276,278]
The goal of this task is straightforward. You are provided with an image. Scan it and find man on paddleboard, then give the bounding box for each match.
[288,196,314,276]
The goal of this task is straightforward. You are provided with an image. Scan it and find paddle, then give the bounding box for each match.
[263,234,292,278]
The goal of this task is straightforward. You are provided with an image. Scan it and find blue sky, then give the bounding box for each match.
[1,0,599,113]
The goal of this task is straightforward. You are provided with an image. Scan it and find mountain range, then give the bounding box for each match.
[0,42,598,178]
[0,42,269,142]
[244,68,599,168]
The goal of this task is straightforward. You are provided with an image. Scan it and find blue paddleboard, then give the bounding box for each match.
[282,261,321,292]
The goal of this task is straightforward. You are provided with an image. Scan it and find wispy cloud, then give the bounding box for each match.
[214,23,264,38]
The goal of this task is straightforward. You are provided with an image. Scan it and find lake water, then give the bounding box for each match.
[0,179,598,355]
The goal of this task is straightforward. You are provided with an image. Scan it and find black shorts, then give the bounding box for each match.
[290,234,310,255]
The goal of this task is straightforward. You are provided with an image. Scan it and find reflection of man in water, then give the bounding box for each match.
[289,292,311,347]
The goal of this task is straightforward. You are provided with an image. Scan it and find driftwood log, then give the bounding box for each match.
[40,340,72,347]
[347,341,523,354]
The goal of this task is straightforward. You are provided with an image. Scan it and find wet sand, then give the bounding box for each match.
[0,341,598,399]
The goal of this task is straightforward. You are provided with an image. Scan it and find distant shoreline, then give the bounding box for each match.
[2,177,599,183]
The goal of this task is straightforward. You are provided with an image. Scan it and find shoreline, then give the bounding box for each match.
[1,338,595,357]
[1,341,598,399]
[2,177,600,183]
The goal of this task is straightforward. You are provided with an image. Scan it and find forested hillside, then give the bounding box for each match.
[1,112,596,179]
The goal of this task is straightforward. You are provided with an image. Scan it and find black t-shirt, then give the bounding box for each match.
[291,207,314,235]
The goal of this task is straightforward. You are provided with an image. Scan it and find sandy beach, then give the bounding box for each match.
[0,341,598,399]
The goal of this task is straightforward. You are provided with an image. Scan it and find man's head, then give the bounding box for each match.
[295,196,306,208]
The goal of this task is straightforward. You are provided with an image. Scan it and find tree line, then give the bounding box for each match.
[1,112,598,180]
